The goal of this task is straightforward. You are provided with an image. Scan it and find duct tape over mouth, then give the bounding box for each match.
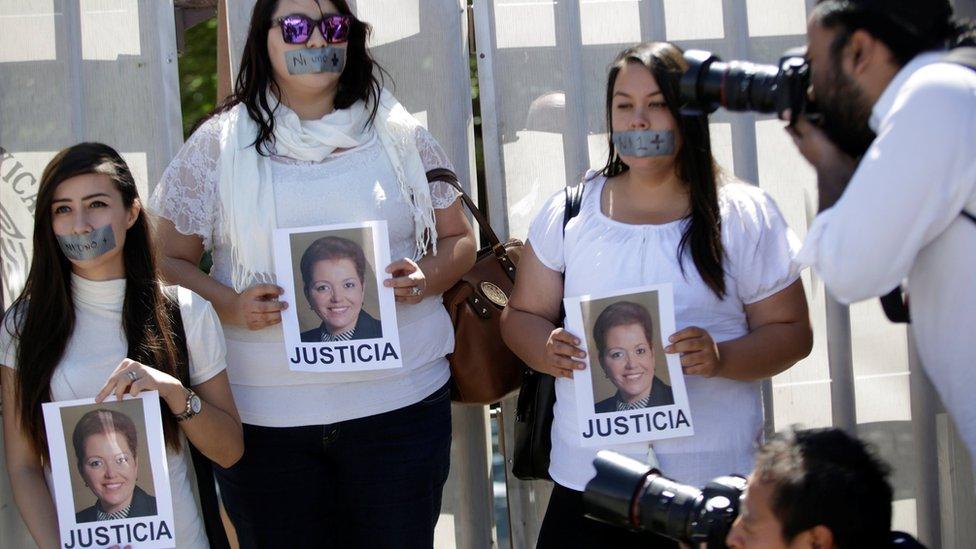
[56,224,117,261]
[285,46,346,75]
[612,130,676,157]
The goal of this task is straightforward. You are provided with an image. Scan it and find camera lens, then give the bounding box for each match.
[635,474,709,538]
[585,450,656,530]
[584,451,746,545]
[680,49,803,117]
[720,60,781,113]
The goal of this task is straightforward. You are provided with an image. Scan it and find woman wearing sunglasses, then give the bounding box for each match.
[150,1,475,547]
[501,42,813,547]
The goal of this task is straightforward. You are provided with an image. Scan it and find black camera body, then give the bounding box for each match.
[584,451,746,548]
[679,48,817,126]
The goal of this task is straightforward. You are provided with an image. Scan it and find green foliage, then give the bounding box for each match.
[179,18,219,139]
[177,17,218,272]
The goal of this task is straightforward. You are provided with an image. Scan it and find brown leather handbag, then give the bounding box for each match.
[427,168,526,404]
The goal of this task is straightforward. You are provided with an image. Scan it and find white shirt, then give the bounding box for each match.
[150,115,460,426]
[0,276,227,549]
[529,173,802,489]
[797,52,976,464]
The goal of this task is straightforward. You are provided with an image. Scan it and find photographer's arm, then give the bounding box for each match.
[790,78,975,304]
[666,280,812,381]
[787,118,857,211]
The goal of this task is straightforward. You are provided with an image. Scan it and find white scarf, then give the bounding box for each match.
[217,89,437,293]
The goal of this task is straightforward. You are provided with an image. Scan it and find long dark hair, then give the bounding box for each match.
[600,42,725,298]
[214,0,387,155]
[7,143,183,459]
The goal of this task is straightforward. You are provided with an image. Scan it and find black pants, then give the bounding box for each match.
[537,483,680,549]
[214,383,452,549]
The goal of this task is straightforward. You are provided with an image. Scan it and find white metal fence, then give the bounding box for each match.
[1,1,974,547]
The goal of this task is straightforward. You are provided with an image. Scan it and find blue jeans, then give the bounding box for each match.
[214,383,452,548]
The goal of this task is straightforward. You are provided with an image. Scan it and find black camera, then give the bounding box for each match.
[583,451,746,548]
[679,48,817,126]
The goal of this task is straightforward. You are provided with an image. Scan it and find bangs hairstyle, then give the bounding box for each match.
[7,142,183,460]
[300,235,368,290]
[593,301,655,368]
[72,409,140,468]
[214,0,388,155]
[600,42,725,298]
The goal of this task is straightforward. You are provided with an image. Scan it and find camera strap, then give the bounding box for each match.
[880,48,976,324]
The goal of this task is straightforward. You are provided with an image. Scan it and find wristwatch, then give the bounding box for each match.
[175,388,202,422]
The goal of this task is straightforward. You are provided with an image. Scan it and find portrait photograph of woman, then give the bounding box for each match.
[590,300,674,414]
[274,220,404,372]
[563,284,694,447]
[69,406,156,523]
[297,233,382,342]
[41,392,177,547]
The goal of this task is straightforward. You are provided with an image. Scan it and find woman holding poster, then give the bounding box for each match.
[0,143,243,549]
[150,1,476,546]
[502,42,813,548]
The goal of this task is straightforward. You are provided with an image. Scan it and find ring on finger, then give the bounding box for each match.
[126,371,139,382]
[410,287,422,297]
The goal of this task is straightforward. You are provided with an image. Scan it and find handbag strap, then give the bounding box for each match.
[425,168,518,281]
[564,184,584,232]
[160,288,232,549]
[425,168,505,250]
[558,184,585,320]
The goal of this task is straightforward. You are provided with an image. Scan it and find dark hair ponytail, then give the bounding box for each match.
[600,42,726,299]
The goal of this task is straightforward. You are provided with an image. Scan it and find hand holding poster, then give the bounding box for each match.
[564,284,694,446]
[273,220,403,372]
[42,391,175,549]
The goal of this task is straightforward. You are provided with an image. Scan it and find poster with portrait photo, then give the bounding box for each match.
[273,220,403,372]
[41,391,176,549]
[564,284,694,447]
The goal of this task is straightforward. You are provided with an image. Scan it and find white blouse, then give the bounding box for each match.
[528,172,802,489]
[150,114,460,427]
[0,276,228,549]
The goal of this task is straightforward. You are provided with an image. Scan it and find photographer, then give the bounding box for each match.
[725,428,909,549]
[790,0,976,469]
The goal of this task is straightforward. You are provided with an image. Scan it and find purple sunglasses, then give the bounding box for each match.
[272,13,352,45]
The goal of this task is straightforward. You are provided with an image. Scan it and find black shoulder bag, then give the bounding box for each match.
[879,47,976,323]
[512,183,585,481]
[132,288,231,549]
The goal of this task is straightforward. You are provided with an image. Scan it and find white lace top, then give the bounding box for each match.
[150,113,460,426]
